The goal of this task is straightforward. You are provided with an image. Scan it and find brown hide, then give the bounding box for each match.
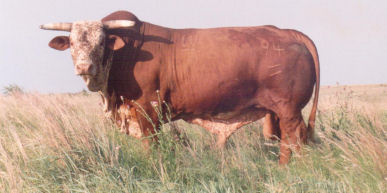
[102,11,320,164]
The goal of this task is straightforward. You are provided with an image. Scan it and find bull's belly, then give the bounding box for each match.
[170,82,264,118]
[184,108,267,135]
[196,108,266,122]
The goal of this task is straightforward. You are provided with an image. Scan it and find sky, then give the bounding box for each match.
[0,0,386,93]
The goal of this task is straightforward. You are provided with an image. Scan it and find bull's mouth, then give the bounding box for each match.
[81,75,96,90]
[80,74,92,81]
[80,74,105,92]
[78,72,93,76]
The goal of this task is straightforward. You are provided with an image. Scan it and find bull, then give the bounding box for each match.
[41,11,320,164]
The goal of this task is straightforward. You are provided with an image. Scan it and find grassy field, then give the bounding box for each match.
[0,84,386,192]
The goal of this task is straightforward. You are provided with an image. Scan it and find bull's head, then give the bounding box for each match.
[40,20,135,91]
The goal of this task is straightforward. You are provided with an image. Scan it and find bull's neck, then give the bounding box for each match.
[108,22,175,100]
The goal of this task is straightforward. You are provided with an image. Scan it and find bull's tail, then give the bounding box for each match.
[290,30,320,142]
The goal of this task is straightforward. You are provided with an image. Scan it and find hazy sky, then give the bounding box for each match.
[1,0,386,93]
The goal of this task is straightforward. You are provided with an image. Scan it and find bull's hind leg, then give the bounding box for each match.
[263,112,281,140]
[276,110,308,164]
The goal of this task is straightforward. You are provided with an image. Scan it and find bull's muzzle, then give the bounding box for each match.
[75,63,95,76]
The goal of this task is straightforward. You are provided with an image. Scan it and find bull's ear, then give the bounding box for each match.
[48,36,70,51]
[107,35,125,50]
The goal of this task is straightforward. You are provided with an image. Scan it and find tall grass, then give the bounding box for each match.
[0,86,386,192]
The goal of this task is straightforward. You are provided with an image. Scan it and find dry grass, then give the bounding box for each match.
[0,85,386,192]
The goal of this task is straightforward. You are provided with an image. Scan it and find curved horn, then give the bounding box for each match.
[103,20,136,29]
[40,22,72,32]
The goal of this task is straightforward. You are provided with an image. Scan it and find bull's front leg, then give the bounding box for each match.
[116,103,142,138]
[133,101,160,150]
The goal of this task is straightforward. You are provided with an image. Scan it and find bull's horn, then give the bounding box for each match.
[40,22,72,32]
[103,20,136,29]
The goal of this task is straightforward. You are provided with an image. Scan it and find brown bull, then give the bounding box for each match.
[41,10,320,164]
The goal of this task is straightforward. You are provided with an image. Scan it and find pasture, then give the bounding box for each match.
[0,84,386,192]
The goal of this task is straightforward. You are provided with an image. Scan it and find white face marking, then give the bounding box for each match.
[69,21,111,91]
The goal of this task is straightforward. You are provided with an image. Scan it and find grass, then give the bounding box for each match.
[0,85,386,193]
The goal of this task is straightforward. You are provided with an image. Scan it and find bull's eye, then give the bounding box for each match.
[100,39,105,46]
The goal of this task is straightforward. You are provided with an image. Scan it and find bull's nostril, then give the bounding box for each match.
[75,63,93,75]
